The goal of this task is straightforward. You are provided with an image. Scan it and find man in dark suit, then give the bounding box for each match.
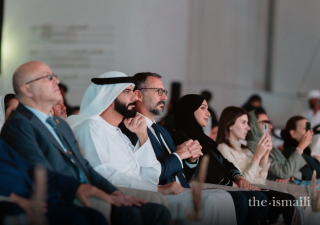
[0,137,109,225]
[1,61,170,225]
[121,73,202,188]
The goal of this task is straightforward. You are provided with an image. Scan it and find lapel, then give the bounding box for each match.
[158,126,176,153]
[17,104,72,159]
[147,127,168,156]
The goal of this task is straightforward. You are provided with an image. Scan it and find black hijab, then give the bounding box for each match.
[174,94,218,150]
[173,94,240,185]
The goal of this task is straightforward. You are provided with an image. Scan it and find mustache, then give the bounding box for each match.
[127,101,137,108]
[156,101,166,106]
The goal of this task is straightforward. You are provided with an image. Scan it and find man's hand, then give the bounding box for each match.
[123,115,148,145]
[175,140,203,160]
[10,193,47,220]
[76,184,117,207]
[158,181,184,196]
[111,191,147,207]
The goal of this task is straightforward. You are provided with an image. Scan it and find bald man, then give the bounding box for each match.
[1,61,170,225]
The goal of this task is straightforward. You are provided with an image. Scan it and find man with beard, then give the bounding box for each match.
[68,71,167,192]
[122,72,201,186]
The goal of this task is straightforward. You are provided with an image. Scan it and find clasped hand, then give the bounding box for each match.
[175,139,203,162]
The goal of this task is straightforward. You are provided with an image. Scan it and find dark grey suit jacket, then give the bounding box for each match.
[1,103,118,194]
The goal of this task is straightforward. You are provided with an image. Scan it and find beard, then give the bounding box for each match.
[114,98,137,118]
[144,95,166,116]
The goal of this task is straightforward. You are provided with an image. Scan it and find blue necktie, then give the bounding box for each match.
[46,117,88,184]
[151,123,190,188]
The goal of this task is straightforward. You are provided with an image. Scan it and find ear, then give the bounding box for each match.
[20,84,33,98]
[289,129,296,139]
[134,90,143,102]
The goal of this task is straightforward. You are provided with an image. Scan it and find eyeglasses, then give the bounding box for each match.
[138,88,168,96]
[25,74,58,84]
[258,120,272,124]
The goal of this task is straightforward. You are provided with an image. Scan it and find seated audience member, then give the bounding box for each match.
[50,98,67,119]
[0,137,109,225]
[0,61,170,225]
[200,90,218,125]
[69,106,80,116]
[216,106,295,224]
[242,94,265,113]
[310,125,320,163]
[0,94,19,131]
[281,116,320,181]
[123,73,267,225]
[172,94,268,225]
[58,83,71,113]
[209,120,218,141]
[247,109,309,182]
[302,89,320,128]
[67,71,237,225]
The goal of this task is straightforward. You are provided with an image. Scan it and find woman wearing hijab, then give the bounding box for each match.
[172,94,269,225]
[216,106,295,224]
[247,109,317,183]
[0,94,19,132]
[280,116,320,183]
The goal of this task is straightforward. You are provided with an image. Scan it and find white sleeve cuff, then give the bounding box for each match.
[185,159,199,168]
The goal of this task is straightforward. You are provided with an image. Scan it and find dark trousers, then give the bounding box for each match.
[228,191,269,225]
[111,203,171,225]
[47,204,108,225]
[0,201,26,225]
[262,190,295,224]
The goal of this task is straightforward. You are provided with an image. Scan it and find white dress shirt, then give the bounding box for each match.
[73,115,161,192]
[139,113,198,185]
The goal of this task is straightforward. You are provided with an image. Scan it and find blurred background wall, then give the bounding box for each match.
[1,0,320,127]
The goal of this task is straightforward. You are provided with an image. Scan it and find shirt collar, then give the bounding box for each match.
[137,112,155,128]
[24,105,52,124]
[96,115,119,131]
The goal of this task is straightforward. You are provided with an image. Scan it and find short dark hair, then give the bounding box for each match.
[253,108,267,118]
[4,94,16,111]
[216,106,249,148]
[248,95,262,104]
[132,72,162,91]
[59,83,68,92]
[200,90,212,102]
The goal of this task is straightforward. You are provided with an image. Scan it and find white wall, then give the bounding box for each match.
[185,0,320,127]
[0,0,189,108]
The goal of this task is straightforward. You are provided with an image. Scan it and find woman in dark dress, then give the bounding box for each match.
[172,94,295,225]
